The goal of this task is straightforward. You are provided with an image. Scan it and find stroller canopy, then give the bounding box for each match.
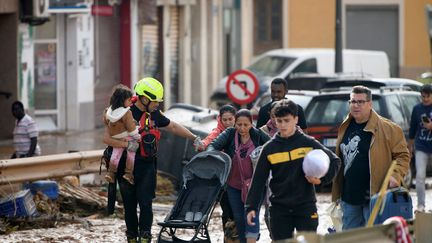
[182,151,232,186]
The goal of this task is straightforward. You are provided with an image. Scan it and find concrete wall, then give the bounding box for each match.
[190,2,202,105]
[0,13,18,139]
[0,1,18,13]
[94,6,121,128]
[289,0,334,48]
[402,0,432,78]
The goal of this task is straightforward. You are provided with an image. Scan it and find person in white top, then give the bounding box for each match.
[11,101,41,158]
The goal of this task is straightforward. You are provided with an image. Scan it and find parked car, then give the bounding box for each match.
[322,77,423,92]
[158,103,218,187]
[305,87,422,188]
[284,72,373,91]
[250,90,318,124]
[209,48,390,109]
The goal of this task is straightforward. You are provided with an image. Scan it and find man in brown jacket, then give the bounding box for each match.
[331,85,410,230]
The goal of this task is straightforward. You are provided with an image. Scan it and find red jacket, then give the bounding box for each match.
[201,116,226,149]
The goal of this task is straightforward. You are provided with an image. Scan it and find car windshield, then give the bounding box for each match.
[248,55,296,77]
[286,94,314,108]
[306,96,381,125]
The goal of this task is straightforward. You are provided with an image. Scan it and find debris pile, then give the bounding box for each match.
[0,172,178,235]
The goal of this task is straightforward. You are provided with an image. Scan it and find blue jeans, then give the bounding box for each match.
[341,200,370,230]
[415,150,432,208]
[226,186,260,243]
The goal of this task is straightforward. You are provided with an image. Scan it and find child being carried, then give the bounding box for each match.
[104,84,141,185]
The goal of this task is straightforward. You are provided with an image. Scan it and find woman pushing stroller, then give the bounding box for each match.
[206,109,270,243]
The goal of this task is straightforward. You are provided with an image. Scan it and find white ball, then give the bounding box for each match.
[302,149,330,178]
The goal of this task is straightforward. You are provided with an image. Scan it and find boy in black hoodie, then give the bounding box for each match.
[245,100,341,240]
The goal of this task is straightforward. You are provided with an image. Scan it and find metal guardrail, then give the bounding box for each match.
[0,150,103,185]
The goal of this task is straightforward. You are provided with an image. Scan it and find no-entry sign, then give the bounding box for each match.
[226,69,259,105]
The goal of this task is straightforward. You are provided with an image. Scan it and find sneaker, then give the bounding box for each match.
[139,232,151,243]
[193,212,202,222]
[415,205,425,213]
[127,237,137,243]
[105,172,116,183]
[123,173,135,185]
[185,211,194,222]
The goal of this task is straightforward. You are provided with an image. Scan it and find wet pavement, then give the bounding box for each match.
[0,128,106,159]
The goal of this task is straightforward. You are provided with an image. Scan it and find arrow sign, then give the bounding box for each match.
[226,69,259,105]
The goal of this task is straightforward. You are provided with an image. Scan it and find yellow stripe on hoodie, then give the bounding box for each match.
[267,147,313,165]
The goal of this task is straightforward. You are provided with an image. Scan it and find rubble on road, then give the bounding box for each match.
[0,172,178,235]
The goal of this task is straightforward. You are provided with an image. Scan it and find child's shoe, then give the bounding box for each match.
[185,211,194,222]
[193,212,203,222]
[123,173,134,185]
[105,172,116,183]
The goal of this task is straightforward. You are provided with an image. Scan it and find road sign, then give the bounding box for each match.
[226,69,259,105]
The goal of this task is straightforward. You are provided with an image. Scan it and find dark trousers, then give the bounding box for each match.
[269,205,318,241]
[119,159,157,238]
[220,190,234,228]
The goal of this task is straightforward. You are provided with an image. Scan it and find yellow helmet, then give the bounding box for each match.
[134,77,164,102]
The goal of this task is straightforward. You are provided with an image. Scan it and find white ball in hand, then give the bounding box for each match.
[303,149,330,178]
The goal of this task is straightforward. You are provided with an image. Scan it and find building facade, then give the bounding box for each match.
[1,0,431,139]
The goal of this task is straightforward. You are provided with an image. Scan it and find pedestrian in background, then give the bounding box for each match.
[256,78,307,133]
[103,78,202,243]
[331,85,410,230]
[207,109,270,243]
[246,99,340,240]
[198,104,237,150]
[259,102,278,137]
[408,84,432,213]
[11,101,41,158]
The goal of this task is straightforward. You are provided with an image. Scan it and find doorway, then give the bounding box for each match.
[346,5,399,77]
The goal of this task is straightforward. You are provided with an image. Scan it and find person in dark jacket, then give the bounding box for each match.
[207,109,270,243]
[408,83,432,213]
[246,100,341,241]
[256,78,307,132]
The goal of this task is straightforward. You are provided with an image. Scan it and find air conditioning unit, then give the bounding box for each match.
[33,0,49,18]
[20,0,50,26]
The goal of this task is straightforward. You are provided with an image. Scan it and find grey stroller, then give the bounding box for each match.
[157,151,232,243]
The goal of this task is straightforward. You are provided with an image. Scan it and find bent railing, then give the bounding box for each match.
[0,150,103,185]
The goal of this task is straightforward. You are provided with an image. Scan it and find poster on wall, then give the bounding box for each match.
[36,44,56,84]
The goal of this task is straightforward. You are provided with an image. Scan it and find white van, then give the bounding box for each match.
[210,48,390,108]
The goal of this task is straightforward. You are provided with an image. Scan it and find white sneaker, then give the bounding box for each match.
[415,205,425,213]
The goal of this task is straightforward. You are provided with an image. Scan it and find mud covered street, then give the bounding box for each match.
[2,190,431,242]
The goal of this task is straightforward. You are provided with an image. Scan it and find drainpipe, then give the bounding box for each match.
[335,0,343,73]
